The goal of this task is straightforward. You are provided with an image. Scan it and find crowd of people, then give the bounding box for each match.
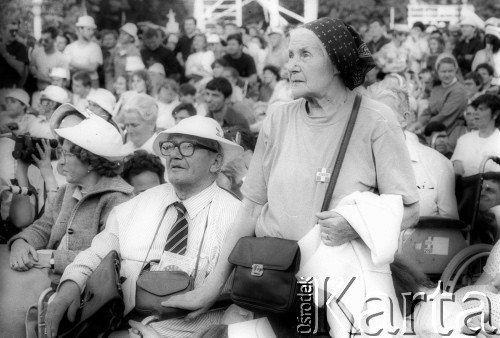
[0,7,500,338]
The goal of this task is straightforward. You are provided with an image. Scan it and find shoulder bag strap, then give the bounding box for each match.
[320,93,362,212]
[139,207,170,273]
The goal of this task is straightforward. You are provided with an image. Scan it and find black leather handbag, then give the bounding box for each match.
[228,94,362,315]
[57,250,124,338]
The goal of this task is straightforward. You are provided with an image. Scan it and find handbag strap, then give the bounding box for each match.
[320,93,362,212]
[139,202,210,279]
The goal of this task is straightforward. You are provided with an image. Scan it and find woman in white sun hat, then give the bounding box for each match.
[0,88,36,135]
[0,112,134,337]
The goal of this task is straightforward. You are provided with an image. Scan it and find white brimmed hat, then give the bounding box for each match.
[55,114,128,161]
[148,63,166,76]
[125,56,146,72]
[49,67,70,80]
[393,24,410,33]
[153,116,243,164]
[120,23,138,42]
[207,34,221,44]
[50,103,90,137]
[460,17,478,28]
[486,25,500,40]
[87,88,117,116]
[76,16,97,29]
[41,85,70,104]
[5,88,30,107]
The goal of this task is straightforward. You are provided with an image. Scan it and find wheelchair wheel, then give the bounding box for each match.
[441,244,492,293]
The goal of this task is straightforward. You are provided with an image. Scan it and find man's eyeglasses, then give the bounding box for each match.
[160,141,217,157]
[56,148,75,161]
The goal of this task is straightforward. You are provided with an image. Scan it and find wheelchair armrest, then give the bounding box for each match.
[415,216,467,230]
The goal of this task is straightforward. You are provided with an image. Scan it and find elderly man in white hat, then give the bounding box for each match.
[44,116,243,337]
[111,23,141,80]
[63,16,103,88]
[453,16,484,75]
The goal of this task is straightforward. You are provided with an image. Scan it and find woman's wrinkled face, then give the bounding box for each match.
[287,29,337,99]
[437,62,456,86]
[59,140,89,185]
[131,75,146,93]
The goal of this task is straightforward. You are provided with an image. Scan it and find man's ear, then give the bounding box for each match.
[210,153,224,174]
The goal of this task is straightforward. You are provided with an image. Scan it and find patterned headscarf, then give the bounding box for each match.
[302,17,375,90]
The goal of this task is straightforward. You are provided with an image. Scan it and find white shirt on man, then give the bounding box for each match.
[64,41,103,81]
[452,129,500,176]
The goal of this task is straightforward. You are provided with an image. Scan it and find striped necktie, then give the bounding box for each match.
[164,202,188,255]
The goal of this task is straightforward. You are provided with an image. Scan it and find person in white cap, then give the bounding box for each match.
[111,23,141,80]
[37,85,70,122]
[0,113,134,338]
[49,67,70,89]
[264,26,288,70]
[30,27,68,91]
[0,89,36,135]
[453,16,484,75]
[374,23,411,74]
[44,115,243,338]
[86,88,117,121]
[64,15,103,88]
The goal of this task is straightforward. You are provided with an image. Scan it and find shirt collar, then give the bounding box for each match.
[72,186,84,201]
[165,181,218,219]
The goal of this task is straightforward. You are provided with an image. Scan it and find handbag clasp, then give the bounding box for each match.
[251,264,264,277]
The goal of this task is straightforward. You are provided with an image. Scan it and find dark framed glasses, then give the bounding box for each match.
[159,141,217,157]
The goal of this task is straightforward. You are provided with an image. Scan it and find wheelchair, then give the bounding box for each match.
[399,156,500,294]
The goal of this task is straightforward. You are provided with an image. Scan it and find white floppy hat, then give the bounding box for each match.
[148,63,166,76]
[55,114,128,161]
[125,56,146,72]
[120,23,138,42]
[49,67,70,80]
[50,103,90,138]
[207,34,221,44]
[153,115,243,164]
[87,88,117,116]
[41,85,70,104]
[460,17,478,28]
[76,16,97,29]
[5,88,30,107]
[486,25,500,40]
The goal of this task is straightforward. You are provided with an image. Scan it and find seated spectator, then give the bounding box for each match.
[148,63,166,95]
[463,71,483,102]
[141,27,180,79]
[207,33,225,60]
[172,102,197,125]
[130,69,154,96]
[55,34,70,53]
[452,94,500,176]
[476,63,500,95]
[185,33,215,80]
[30,26,68,91]
[156,79,181,131]
[474,172,500,243]
[0,112,133,337]
[472,25,500,81]
[112,74,128,99]
[366,17,391,54]
[263,27,288,70]
[49,67,70,90]
[204,77,249,130]
[258,65,280,102]
[222,33,257,84]
[29,85,71,138]
[453,17,483,75]
[425,36,445,70]
[211,58,228,78]
[122,150,165,194]
[99,29,118,91]
[44,116,242,337]
[86,89,122,135]
[64,16,103,88]
[123,93,159,154]
[221,66,244,102]
[374,24,411,75]
[268,67,293,104]
[0,89,35,135]
[412,53,468,136]
[370,85,458,218]
[71,71,96,112]
[112,23,140,81]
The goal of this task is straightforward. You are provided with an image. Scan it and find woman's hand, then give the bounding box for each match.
[9,239,38,271]
[161,286,219,321]
[316,211,359,246]
[128,320,162,338]
[32,139,53,175]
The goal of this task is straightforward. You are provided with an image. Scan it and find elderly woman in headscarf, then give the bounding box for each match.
[162,17,419,336]
[410,53,468,138]
[0,106,134,337]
